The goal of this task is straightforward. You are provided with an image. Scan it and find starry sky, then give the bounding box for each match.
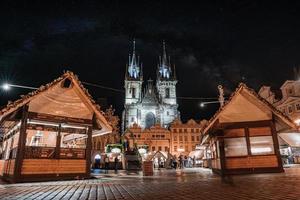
[1,1,300,121]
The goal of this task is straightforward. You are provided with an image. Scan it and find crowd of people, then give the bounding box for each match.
[170,155,196,169]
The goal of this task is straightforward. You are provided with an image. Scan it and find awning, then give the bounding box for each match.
[188,150,204,159]
[279,132,300,147]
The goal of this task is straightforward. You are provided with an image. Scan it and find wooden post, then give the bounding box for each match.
[86,125,92,177]
[270,119,284,171]
[218,136,226,176]
[14,105,29,182]
[55,124,61,159]
[245,127,251,156]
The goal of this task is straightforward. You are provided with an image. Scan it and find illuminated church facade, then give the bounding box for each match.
[122,40,180,132]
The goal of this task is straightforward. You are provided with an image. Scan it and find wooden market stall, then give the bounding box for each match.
[201,83,297,175]
[0,71,112,182]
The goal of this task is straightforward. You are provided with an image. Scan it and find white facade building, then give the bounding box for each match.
[122,40,180,132]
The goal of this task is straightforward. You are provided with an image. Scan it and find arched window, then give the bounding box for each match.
[165,88,170,98]
[145,112,155,129]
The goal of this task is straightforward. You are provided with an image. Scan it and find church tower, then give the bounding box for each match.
[156,41,179,127]
[156,41,177,105]
[125,39,143,105]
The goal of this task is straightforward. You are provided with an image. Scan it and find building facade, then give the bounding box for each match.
[258,80,300,123]
[122,40,180,132]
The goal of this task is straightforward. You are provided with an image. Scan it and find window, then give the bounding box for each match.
[152,146,155,151]
[184,136,188,141]
[191,129,194,133]
[196,129,199,133]
[191,136,195,142]
[288,105,293,113]
[296,103,300,111]
[185,146,188,152]
[131,88,136,98]
[224,137,248,157]
[179,136,183,141]
[152,135,155,138]
[196,136,200,141]
[166,88,170,98]
[165,146,168,152]
[131,117,134,122]
[174,146,177,152]
[184,129,187,133]
[158,146,162,151]
[167,111,169,116]
[179,129,182,133]
[62,78,72,88]
[173,129,177,133]
[174,136,177,141]
[250,136,274,155]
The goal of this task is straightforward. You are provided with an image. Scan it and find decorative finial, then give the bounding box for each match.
[133,38,136,54]
[218,85,225,107]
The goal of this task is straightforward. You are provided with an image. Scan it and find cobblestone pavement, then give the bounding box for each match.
[1,167,300,200]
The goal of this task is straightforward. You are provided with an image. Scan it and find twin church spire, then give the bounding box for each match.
[125,39,176,81]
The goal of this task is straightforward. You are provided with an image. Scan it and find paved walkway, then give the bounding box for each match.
[1,168,300,199]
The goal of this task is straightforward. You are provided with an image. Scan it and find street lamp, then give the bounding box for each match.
[1,83,38,91]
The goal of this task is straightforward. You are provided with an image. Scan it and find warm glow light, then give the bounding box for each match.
[111,148,121,153]
[251,147,272,153]
[295,119,300,126]
[200,103,205,107]
[138,148,147,154]
[178,148,184,152]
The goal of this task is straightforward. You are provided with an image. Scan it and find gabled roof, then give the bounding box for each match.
[0,71,112,136]
[202,83,297,135]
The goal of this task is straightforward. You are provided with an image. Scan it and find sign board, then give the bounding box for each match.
[143,161,153,176]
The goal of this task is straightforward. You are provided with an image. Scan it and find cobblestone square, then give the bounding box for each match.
[1,167,300,200]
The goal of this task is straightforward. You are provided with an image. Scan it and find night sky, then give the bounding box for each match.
[1,1,300,121]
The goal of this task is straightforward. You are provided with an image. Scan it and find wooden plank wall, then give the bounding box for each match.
[0,160,5,176]
[21,159,86,175]
[225,155,278,169]
[4,160,15,175]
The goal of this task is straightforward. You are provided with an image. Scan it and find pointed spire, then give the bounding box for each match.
[127,38,141,79]
[173,64,177,80]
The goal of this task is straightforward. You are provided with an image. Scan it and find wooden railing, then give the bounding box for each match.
[24,146,86,159]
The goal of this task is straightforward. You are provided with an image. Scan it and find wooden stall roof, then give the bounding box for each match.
[0,71,112,136]
[201,83,297,144]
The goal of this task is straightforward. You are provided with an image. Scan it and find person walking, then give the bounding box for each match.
[104,155,109,174]
[114,156,119,172]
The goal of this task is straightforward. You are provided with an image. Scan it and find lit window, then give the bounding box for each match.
[250,136,274,155]
[224,137,248,157]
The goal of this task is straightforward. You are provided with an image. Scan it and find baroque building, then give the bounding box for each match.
[122,40,180,132]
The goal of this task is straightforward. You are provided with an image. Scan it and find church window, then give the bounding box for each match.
[131,88,136,98]
[166,88,170,98]
[145,112,155,128]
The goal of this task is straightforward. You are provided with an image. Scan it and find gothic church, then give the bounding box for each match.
[122,40,180,132]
